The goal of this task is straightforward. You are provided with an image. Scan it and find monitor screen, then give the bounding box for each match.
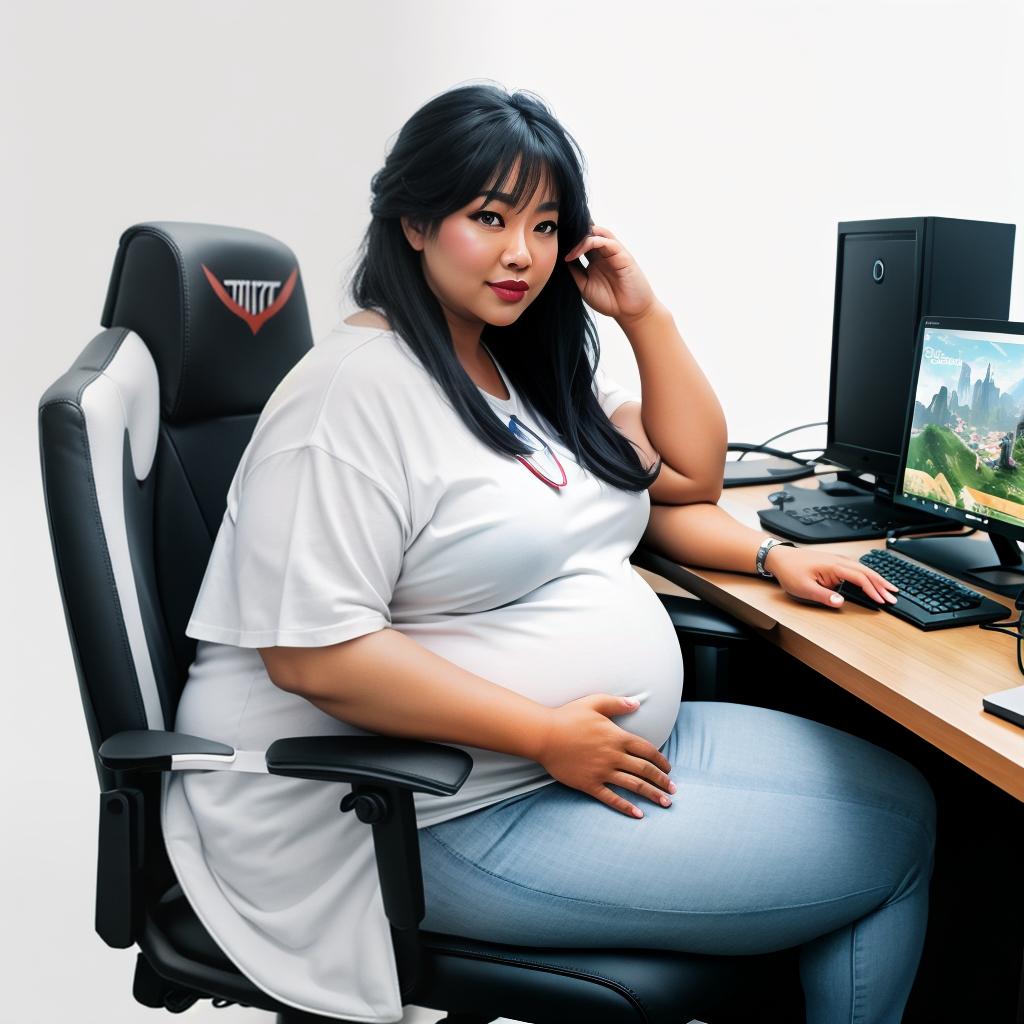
[895,317,1024,542]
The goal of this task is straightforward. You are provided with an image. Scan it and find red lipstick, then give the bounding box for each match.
[488,280,529,302]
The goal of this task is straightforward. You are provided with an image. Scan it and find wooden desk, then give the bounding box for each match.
[632,479,1024,803]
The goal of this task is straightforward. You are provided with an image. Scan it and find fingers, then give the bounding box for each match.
[596,737,675,818]
[595,769,675,819]
[594,785,647,818]
[564,235,616,263]
[624,737,672,775]
[622,751,675,793]
[608,771,674,812]
[805,581,850,608]
[836,566,897,604]
[866,567,898,595]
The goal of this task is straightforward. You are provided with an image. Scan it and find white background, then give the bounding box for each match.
[5,1,1023,1020]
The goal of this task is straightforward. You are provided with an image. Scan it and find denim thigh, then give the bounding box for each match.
[418,700,936,954]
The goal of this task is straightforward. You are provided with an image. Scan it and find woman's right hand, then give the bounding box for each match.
[534,694,675,818]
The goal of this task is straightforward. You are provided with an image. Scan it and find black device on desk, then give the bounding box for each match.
[757,216,1015,539]
[759,481,958,542]
[835,548,1008,630]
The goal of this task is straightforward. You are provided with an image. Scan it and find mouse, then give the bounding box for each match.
[834,581,881,610]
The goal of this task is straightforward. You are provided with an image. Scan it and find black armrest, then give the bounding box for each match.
[655,593,750,643]
[266,735,472,795]
[97,730,474,796]
[98,730,234,771]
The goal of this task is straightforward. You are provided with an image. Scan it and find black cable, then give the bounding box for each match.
[727,442,818,467]
[980,619,1024,676]
[735,420,827,462]
[979,587,1024,677]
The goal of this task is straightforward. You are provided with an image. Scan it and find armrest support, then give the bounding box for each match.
[266,736,474,1001]
[97,729,473,1001]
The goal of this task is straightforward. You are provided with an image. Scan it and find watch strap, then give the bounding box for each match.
[756,538,795,578]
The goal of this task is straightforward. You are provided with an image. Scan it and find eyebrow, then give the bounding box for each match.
[476,192,560,212]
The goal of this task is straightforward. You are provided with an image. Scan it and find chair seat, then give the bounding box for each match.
[154,883,796,1023]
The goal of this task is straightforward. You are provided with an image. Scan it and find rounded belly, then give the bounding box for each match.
[395,567,684,752]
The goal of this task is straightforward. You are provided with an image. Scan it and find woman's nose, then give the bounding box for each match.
[503,233,531,269]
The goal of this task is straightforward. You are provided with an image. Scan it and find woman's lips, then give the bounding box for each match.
[487,283,527,303]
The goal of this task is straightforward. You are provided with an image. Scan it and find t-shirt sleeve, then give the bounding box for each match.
[186,445,410,648]
[592,361,641,419]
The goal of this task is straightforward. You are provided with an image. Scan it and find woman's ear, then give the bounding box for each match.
[400,216,426,252]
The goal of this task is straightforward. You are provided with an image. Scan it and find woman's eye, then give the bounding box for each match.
[471,211,558,235]
[473,211,504,227]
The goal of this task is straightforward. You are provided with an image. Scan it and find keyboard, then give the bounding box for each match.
[758,497,945,542]
[836,548,1010,630]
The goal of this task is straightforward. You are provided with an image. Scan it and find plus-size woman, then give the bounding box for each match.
[163,83,935,1024]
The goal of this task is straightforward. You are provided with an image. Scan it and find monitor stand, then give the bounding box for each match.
[815,469,876,498]
[887,530,1024,598]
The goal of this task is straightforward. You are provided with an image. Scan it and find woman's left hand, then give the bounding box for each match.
[564,225,659,324]
[764,545,899,609]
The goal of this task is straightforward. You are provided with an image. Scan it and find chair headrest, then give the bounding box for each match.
[101,221,313,423]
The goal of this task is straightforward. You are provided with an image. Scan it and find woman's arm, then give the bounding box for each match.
[619,302,727,502]
[261,630,552,760]
[260,630,675,819]
[560,226,726,503]
[643,500,778,573]
[642,501,898,607]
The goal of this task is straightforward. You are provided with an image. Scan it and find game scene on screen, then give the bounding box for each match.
[902,327,1024,531]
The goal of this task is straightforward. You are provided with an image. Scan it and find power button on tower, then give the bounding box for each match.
[872,259,885,283]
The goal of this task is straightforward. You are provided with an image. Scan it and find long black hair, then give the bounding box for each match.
[348,82,660,492]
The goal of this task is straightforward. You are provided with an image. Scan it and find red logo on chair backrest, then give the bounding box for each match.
[202,264,298,335]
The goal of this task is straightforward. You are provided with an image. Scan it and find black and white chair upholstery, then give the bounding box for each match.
[37,221,799,1023]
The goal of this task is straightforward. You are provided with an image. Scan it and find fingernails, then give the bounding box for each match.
[830,593,843,604]
[669,781,677,793]
[885,592,898,603]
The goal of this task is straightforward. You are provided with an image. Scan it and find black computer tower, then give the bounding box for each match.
[824,216,1015,481]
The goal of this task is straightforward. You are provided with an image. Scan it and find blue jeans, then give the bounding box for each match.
[418,701,936,1024]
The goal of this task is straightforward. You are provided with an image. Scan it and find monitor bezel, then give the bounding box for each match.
[893,315,1024,544]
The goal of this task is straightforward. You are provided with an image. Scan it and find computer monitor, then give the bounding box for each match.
[822,218,1013,496]
[891,316,1024,596]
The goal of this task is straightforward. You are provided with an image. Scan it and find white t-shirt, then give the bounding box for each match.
[161,321,685,1022]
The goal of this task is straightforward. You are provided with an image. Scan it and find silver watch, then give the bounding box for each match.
[755,538,794,578]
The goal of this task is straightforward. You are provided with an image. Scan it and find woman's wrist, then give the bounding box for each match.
[761,539,796,577]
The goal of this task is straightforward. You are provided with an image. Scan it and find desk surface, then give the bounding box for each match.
[634,479,1024,803]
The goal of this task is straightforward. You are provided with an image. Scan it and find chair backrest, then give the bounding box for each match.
[39,222,313,789]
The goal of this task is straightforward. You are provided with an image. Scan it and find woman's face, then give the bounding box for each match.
[402,160,561,343]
